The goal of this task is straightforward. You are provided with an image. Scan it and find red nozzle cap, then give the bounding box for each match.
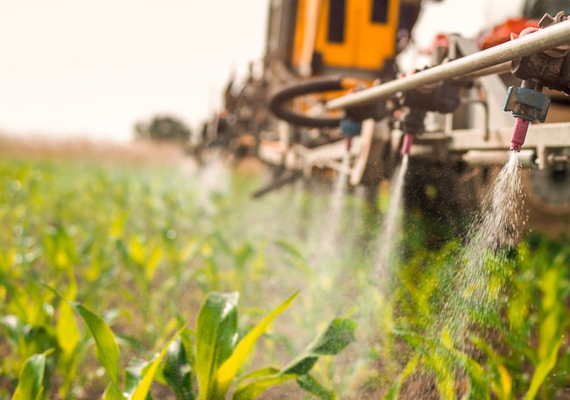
[401,133,414,155]
[510,118,530,152]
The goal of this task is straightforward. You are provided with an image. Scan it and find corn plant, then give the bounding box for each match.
[376,234,570,400]
[3,155,570,400]
[7,287,354,400]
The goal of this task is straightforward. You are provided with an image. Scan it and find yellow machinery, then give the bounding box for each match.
[215,1,570,237]
[291,0,402,78]
[262,0,422,130]
[264,0,421,83]
[242,0,422,191]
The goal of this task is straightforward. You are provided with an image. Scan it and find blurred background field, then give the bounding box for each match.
[0,142,377,399]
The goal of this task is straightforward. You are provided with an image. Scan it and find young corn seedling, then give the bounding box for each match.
[15,285,354,400]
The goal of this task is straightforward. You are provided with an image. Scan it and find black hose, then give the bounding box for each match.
[268,76,345,128]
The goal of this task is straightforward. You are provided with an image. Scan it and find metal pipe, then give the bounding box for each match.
[463,149,535,168]
[454,62,512,82]
[326,21,570,110]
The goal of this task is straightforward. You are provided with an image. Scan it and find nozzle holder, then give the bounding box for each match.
[339,119,362,137]
[402,80,462,114]
[400,109,426,136]
[504,86,550,122]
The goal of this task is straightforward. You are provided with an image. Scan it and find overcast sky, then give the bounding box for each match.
[0,0,524,142]
[0,1,269,142]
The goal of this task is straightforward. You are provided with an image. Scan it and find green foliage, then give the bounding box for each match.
[2,156,570,400]
[191,291,354,400]
[12,350,52,400]
[6,274,342,399]
[233,318,356,399]
[281,318,357,375]
[382,354,418,400]
[296,374,335,400]
[195,292,239,399]
[378,234,570,400]
[74,302,121,388]
[216,292,298,395]
[130,330,183,400]
[163,335,195,400]
[135,115,192,142]
[0,157,353,397]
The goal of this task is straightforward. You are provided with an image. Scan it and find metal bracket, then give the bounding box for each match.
[504,86,551,122]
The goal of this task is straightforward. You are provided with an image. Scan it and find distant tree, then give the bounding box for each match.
[134,115,192,142]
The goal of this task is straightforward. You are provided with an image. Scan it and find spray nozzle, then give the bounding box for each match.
[504,81,550,152]
[400,133,414,156]
[510,118,531,152]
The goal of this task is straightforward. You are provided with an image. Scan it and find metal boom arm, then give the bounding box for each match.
[326,20,570,111]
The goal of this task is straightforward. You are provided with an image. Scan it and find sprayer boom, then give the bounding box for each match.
[326,20,570,111]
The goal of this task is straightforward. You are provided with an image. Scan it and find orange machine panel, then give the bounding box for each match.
[293,0,400,75]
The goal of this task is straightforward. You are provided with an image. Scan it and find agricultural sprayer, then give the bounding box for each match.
[208,0,570,234]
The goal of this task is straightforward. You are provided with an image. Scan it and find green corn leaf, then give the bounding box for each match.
[179,328,197,368]
[280,356,318,376]
[46,284,122,395]
[306,318,357,355]
[524,335,564,400]
[195,292,239,400]
[281,318,357,375]
[72,302,121,388]
[144,248,163,282]
[274,240,303,260]
[56,271,80,359]
[130,329,183,400]
[382,354,419,400]
[237,367,280,383]
[438,330,488,400]
[110,213,128,239]
[211,232,233,256]
[233,243,254,270]
[296,374,335,400]
[233,318,356,400]
[179,240,199,263]
[471,337,510,400]
[1,315,25,348]
[125,358,151,398]
[12,350,52,400]
[232,374,296,400]
[104,383,127,400]
[445,346,488,400]
[55,301,81,358]
[216,293,297,394]
[163,336,195,400]
[274,240,311,274]
[129,236,146,266]
[425,352,455,400]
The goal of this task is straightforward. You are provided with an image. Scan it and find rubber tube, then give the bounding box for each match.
[268,76,344,128]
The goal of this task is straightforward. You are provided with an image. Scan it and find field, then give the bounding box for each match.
[1,141,570,399]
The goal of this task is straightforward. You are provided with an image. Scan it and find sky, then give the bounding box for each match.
[0,0,524,143]
[0,1,269,142]
[412,0,524,48]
